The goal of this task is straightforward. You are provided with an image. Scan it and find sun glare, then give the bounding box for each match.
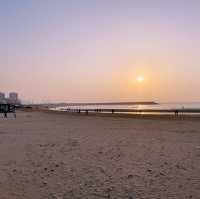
[136,75,145,83]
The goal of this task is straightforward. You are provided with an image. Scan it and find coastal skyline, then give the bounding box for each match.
[1,1,200,103]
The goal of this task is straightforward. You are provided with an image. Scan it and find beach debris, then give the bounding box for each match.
[128,174,134,179]
[42,181,48,186]
[98,150,103,154]
[147,169,152,173]
[12,169,17,173]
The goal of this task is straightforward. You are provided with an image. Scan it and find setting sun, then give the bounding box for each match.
[136,75,145,83]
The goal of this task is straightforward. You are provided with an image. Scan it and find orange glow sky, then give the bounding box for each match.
[0,1,200,103]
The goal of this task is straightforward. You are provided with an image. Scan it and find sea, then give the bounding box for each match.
[52,102,200,115]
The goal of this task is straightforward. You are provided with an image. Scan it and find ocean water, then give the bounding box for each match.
[53,102,200,112]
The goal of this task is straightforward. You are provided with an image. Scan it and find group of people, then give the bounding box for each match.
[0,104,16,118]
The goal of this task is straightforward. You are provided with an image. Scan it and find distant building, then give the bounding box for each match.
[0,92,6,104]
[0,92,21,105]
[7,92,20,105]
[9,92,18,101]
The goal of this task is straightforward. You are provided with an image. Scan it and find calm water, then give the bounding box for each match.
[53,102,200,111]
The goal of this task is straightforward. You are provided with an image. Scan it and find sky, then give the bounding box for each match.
[0,0,200,103]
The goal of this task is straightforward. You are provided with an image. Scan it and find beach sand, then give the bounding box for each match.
[0,111,199,199]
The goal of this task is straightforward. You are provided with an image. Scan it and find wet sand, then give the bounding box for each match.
[0,111,199,199]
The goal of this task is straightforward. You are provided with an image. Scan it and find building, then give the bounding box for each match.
[0,92,6,103]
[8,92,20,105]
[9,92,18,101]
[0,92,21,105]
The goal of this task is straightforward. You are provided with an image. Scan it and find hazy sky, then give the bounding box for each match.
[0,0,200,102]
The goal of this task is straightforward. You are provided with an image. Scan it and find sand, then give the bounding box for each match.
[0,111,199,199]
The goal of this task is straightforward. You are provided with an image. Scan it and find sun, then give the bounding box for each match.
[136,75,145,83]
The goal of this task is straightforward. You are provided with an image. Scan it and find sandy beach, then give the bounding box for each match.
[0,111,199,199]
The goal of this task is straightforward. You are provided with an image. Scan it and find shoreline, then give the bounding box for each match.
[19,107,200,121]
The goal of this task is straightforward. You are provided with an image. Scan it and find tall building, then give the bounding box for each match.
[0,92,21,105]
[8,92,20,105]
[0,92,6,103]
[9,92,18,101]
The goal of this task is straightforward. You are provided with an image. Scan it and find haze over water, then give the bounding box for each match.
[0,1,200,103]
[52,102,200,115]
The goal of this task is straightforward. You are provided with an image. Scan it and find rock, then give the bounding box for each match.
[147,169,152,173]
